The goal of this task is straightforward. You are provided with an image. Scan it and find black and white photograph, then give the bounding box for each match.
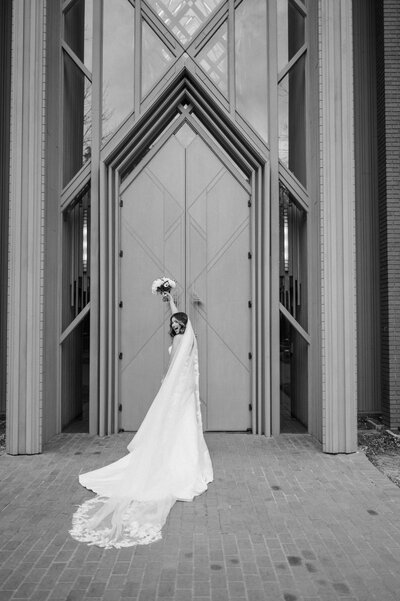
[0,1,400,600]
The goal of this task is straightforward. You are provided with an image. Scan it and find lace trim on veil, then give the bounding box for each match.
[70,495,174,549]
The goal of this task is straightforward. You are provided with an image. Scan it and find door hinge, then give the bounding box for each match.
[248,352,252,360]
[119,250,123,258]
[119,301,123,308]
[248,251,252,259]
[119,352,123,360]
[119,404,122,412]
[249,403,252,411]
[248,300,252,308]
[119,198,123,207]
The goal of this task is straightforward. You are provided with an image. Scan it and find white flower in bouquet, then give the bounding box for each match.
[151,277,176,296]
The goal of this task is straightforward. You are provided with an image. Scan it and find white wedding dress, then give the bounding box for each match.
[70,321,213,548]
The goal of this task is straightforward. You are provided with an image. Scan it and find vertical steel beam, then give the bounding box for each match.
[268,0,279,437]
[306,0,323,445]
[228,0,235,118]
[89,0,103,434]
[134,0,142,116]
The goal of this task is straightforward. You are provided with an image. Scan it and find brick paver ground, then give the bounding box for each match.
[1,433,400,601]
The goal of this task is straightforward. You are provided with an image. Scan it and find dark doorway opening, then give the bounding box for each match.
[62,314,90,433]
[280,315,307,434]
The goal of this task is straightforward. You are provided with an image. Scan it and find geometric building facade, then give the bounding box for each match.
[0,0,398,455]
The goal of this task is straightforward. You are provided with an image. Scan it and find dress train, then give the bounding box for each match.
[70,321,213,548]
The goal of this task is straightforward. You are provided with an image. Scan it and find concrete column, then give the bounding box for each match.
[0,0,12,416]
[319,0,357,453]
[7,0,46,454]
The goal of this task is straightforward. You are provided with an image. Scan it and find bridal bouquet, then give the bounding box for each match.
[151,277,176,296]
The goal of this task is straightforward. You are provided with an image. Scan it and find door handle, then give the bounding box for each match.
[192,292,202,304]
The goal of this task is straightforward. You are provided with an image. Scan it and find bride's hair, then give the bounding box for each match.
[169,312,188,337]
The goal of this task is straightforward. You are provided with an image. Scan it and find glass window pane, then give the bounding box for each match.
[147,0,225,46]
[62,187,91,330]
[61,310,90,433]
[277,0,305,73]
[279,181,307,330]
[278,53,306,187]
[235,0,268,142]
[280,318,308,433]
[279,185,308,434]
[102,0,135,143]
[142,21,174,98]
[64,0,93,72]
[196,22,228,96]
[63,52,92,187]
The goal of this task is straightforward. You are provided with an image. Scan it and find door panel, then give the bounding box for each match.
[186,144,251,431]
[120,124,251,431]
[120,136,185,429]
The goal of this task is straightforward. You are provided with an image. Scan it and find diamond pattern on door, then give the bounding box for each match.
[120,123,251,431]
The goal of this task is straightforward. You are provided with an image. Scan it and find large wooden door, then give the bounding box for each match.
[119,123,251,431]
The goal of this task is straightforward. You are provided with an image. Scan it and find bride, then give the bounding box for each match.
[70,291,213,548]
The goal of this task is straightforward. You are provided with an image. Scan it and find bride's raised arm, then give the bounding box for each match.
[162,291,178,315]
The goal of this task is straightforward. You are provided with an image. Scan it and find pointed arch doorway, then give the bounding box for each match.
[118,119,253,431]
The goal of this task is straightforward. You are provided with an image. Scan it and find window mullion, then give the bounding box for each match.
[142,2,184,55]
[279,303,310,344]
[228,0,235,117]
[278,163,310,212]
[62,0,78,13]
[62,41,92,82]
[290,0,307,18]
[134,0,142,115]
[278,43,307,84]
[87,0,103,435]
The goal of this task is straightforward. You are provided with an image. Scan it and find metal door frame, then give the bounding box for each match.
[96,76,271,435]
[117,110,253,432]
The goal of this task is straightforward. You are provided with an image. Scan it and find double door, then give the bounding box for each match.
[119,123,252,431]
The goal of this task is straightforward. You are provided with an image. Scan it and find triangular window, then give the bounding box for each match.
[196,22,228,96]
[142,21,174,97]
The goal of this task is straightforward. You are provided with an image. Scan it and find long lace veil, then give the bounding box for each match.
[70,320,213,548]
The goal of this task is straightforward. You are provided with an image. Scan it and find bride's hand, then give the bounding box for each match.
[161,291,172,302]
